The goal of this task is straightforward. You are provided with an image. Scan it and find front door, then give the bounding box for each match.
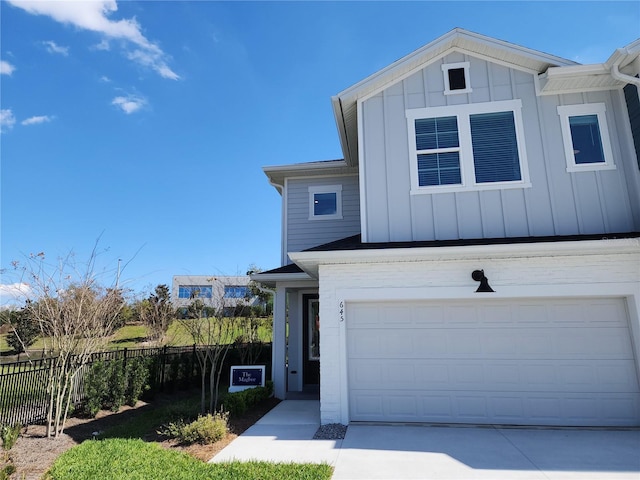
[302,294,320,385]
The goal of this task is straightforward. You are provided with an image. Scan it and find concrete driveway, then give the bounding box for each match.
[211,400,640,480]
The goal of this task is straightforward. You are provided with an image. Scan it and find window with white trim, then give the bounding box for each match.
[442,62,472,95]
[557,103,615,172]
[308,185,342,220]
[406,99,530,193]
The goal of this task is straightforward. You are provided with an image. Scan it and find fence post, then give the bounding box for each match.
[160,345,167,391]
[123,347,128,372]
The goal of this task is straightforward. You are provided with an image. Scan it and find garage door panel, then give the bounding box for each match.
[347,298,640,426]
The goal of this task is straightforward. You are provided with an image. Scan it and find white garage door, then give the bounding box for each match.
[347,298,640,426]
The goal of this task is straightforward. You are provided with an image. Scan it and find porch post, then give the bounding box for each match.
[272,285,287,399]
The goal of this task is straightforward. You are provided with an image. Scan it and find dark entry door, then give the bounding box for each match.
[302,294,320,385]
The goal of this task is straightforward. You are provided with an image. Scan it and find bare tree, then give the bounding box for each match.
[179,296,236,415]
[10,249,125,438]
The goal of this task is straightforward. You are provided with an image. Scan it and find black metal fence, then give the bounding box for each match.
[0,343,272,426]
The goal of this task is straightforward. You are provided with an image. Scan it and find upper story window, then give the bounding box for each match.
[557,103,615,172]
[442,62,472,95]
[178,285,212,299]
[309,185,342,220]
[406,99,530,194]
[224,286,249,298]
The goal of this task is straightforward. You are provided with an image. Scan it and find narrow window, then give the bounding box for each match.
[415,116,461,186]
[557,103,615,172]
[470,111,521,183]
[568,115,605,164]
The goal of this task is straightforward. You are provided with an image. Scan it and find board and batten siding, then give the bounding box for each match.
[360,51,640,242]
[285,175,360,260]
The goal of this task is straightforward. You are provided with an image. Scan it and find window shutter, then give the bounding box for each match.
[470,111,521,183]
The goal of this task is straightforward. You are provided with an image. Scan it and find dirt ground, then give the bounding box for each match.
[3,393,280,480]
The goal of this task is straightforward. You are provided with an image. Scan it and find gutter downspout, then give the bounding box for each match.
[611,48,640,88]
[267,178,287,267]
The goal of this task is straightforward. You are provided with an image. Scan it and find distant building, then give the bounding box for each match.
[172,275,263,316]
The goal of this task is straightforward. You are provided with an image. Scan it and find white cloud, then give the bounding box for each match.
[1,60,16,75]
[43,40,69,56]
[1,109,16,133]
[8,0,179,80]
[94,39,111,51]
[112,95,146,114]
[22,115,54,126]
[0,282,31,307]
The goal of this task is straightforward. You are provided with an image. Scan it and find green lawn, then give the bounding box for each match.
[48,439,333,480]
[0,333,9,353]
[49,390,331,480]
[1,317,272,356]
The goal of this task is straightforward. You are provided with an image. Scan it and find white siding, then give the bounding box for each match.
[360,52,640,242]
[285,175,360,258]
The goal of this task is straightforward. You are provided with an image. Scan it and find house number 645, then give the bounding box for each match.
[339,301,344,322]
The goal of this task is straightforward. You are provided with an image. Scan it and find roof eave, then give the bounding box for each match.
[289,237,640,278]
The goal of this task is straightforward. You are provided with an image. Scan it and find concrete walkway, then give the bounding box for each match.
[211,400,640,480]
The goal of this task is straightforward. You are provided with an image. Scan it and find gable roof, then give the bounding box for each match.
[332,28,579,166]
[332,28,640,167]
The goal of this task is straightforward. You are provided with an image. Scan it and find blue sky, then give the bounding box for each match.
[1,1,639,304]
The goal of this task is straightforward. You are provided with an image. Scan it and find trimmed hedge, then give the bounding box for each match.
[222,381,273,417]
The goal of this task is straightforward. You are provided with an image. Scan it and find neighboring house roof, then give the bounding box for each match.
[289,232,640,278]
[262,159,357,193]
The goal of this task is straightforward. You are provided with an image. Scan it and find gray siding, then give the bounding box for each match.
[285,175,360,260]
[360,52,640,242]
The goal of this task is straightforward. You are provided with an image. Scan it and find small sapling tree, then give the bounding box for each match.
[179,288,237,414]
[9,248,126,438]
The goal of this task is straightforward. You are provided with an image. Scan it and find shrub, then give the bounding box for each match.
[108,359,126,411]
[223,383,272,416]
[0,424,21,451]
[159,411,229,444]
[125,357,150,406]
[84,361,109,417]
[84,357,151,416]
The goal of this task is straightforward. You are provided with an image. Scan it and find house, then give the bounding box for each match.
[253,29,640,427]
[171,275,262,316]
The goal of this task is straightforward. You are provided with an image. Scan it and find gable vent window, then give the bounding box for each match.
[442,62,472,95]
[407,99,530,193]
[308,185,342,220]
[557,103,615,172]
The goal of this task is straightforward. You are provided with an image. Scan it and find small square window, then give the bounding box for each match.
[314,192,337,216]
[308,185,342,220]
[557,103,615,172]
[448,68,467,91]
[442,62,472,95]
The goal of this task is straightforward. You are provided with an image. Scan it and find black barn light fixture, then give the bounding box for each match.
[472,269,495,293]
